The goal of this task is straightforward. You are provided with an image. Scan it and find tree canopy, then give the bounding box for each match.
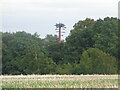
[2,17,119,75]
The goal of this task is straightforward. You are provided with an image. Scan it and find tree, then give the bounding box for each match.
[56,63,74,74]
[93,17,118,58]
[73,18,95,30]
[43,34,65,63]
[21,45,57,74]
[79,48,117,74]
[2,31,44,74]
[65,18,95,63]
[2,17,119,75]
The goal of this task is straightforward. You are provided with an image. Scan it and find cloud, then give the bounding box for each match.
[1,0,119,37]
[2,0,118,10]
[2,0,118,17]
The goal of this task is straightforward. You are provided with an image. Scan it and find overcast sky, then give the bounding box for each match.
[1,0,119,39]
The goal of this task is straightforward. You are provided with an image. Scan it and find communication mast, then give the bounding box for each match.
[55,23,66,42]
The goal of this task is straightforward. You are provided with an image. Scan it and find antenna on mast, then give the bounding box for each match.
[55,23,66,43]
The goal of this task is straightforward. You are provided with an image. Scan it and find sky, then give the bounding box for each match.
[1,0,119,39]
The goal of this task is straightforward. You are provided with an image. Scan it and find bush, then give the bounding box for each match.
[79,48,117,74]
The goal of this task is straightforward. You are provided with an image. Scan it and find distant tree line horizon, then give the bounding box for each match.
[2,17,120,75]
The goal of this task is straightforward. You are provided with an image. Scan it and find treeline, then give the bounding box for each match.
[2,17,119,75]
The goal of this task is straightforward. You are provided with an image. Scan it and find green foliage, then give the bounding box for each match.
[73,18,95,30]
[56,63,73,74]
[43,35,64,63]
[21,45,57,74]
[65,18,95,63]
[93,17,118,57]
[2,31,45,74]
[2,17,119,75]
[80,48,117,74]
[64,17,119,70]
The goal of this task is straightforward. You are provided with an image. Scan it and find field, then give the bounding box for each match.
[1,75,118,88]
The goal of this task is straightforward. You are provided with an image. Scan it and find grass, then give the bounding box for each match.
[1,75,118,88]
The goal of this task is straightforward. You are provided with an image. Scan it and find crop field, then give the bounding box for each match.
[0,75,119,88]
